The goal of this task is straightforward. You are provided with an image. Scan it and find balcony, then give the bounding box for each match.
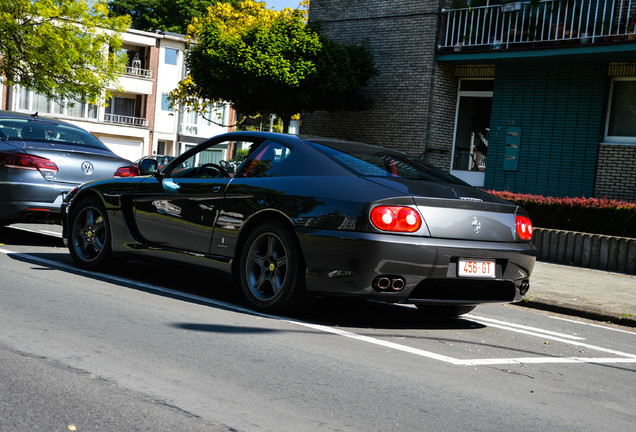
[124,65,153,80]
[439,0,636,53]
[104,113,148,127]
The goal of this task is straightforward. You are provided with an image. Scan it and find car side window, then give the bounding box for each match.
[169,146,230,179]
[235,140,291,178]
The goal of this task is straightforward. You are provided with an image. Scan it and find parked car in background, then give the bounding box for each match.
[0,111,139,225]
[63,132,535,317]
[135,155,175,175]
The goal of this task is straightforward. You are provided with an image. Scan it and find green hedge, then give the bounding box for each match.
[486,191,636,238]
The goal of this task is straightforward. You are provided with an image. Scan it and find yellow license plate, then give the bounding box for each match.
[458,259,496,278]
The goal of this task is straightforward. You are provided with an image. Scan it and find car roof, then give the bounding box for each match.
[0,110,79,128]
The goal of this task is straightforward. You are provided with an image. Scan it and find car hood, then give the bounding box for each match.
[366,177,520,242]
[17,143,134,185]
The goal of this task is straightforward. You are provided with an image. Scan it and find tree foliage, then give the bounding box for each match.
[0,0,131,102]
[108,0,240,34]
[171,0,377,132]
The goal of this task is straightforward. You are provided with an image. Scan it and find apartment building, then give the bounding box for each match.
[302,0,636,201]
[1,28,234,163]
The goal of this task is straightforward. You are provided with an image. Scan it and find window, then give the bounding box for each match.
[235,140,292,178]
[170,142,231,178]
[17,88,97,120]
[449,78,493,187]
[106,97,135,117]
[606,78,636,143]
[161,94,173,111]
[0,117,109,150]
[204,103,226,126]
[164,48,179,65]
[310,141,465,185]
[182,109,198,134]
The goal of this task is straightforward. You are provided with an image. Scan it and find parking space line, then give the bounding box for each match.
[466,314,586,340]
[466,314,636,359]
[3,247,636,367]
[549,315,636,335]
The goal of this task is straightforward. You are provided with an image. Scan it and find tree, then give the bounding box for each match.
[107,0,240,35]
[171,0,377,133]
[0,0,131,103]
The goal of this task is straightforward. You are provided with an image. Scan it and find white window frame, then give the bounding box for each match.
[604,77,636,145]
[16,87,98,120]
[450,78,493,187]
[164,47,179,66]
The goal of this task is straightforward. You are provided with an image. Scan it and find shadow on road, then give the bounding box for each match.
[0,225,65,247]
[2,224,485,331]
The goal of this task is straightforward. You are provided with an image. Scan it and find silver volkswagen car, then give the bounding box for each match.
[0,111,139,225]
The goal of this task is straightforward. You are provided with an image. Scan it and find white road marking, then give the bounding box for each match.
[465,314,586,340]
[7,225,63,238]
[2,247,636,367]
[549,315,636,335]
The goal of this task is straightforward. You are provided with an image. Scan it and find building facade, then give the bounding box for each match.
[302,0,636,201]
[1,28,234,163]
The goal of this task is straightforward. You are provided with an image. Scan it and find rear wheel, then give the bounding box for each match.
[239,221,305,314]
[67,197,113,270]
[415,304,476,317]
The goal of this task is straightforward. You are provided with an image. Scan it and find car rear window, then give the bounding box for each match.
[307,139,467,185]
[0,117,109,151]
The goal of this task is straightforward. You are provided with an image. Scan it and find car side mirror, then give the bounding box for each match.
[138,159,158,175]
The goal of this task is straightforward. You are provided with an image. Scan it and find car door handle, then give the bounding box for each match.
[163,179,180,193]
[212,186,222,193]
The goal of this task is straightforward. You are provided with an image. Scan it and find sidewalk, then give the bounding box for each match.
[520,261,636,327]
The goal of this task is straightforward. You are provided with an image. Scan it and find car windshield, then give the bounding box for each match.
[308,139,467,185]
[0,117,110,151]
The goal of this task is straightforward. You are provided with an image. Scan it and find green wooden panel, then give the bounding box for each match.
[484,61,606,197]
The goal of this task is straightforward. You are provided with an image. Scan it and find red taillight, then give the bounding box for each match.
[0,152,58,173]
[371,206,422,233]
[114,166,140,178]
[516,215,533,240]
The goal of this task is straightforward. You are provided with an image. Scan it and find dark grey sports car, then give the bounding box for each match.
[62,131,535,316]
[0,111,139,225]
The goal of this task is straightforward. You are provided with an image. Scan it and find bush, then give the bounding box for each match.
[485,190,636,238]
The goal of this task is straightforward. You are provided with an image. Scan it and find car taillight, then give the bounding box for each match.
[371,206,422,233]
[114,166,140,178]
[516,215,533,240]
[0,152,58,173]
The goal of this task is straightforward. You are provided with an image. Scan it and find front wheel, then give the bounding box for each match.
[239,221,305,314]
[67,197,113,270]
[415,304,476,318]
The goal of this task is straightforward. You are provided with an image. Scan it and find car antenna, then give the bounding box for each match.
[31,112,39,118]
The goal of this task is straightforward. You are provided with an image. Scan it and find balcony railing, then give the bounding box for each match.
[123,66,153,79]
[440,0,636,51]
[104,113,148,127]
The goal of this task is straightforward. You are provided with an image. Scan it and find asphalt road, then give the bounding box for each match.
[1,224,635,432]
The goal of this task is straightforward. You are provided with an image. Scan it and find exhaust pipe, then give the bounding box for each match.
[519,279,530,295]
[391,278,405,291]
[373,276,406,292]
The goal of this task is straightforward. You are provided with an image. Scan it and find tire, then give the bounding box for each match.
[239,221,305,314]
[415,304,476,318]
[67,197,113,270]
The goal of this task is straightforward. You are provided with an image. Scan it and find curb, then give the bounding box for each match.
[516,298,636,328]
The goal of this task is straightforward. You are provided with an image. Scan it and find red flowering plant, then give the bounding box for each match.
[484,190,636,237]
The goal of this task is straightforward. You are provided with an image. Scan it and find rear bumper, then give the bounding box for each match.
[0,181,70,223]
[297,228,536,305]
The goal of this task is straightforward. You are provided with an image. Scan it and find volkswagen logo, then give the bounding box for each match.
[471,216,481,234]
[81,161,94,175]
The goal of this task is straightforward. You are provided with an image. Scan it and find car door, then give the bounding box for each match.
[131,144,232,254]
[209,139,293,256]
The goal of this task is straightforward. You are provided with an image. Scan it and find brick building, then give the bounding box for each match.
[302,0,636,201]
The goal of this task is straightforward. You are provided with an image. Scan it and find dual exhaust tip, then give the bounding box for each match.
[372,275,406,292]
